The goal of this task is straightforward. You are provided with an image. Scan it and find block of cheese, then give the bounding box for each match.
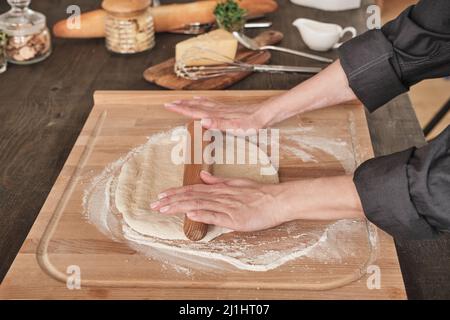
[175,29,238,66]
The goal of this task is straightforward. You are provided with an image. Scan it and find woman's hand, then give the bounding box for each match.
[151,172,365,233]
[163,61,358,133]
[150,171,290,232]
[164,96,271,132]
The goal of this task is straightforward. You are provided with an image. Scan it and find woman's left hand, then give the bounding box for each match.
[150,171,289,232]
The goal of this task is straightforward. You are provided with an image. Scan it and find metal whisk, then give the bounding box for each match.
[175,47,322,80]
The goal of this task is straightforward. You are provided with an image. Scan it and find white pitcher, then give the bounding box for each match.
[293,18,357,52]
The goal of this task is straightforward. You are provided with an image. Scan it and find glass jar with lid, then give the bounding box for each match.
[0,0,51,64]
[102,0,155,54]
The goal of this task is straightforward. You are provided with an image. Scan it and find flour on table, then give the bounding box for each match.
[114,126,278,242]
[280,120,358,174]
[83,124,375,273]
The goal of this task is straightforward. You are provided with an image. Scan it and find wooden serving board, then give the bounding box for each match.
[0,91,406,299]
[143,31,283,90]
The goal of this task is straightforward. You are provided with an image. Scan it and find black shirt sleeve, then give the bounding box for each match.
[338,0,450,112]
[354,126,450,239]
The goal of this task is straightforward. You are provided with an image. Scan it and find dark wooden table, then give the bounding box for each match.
[0,0,449,299]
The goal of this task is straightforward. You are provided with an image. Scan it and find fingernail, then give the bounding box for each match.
[150,201,159,209]
[201,170,211,176]
[157,193,167,199]
[201,118,212,127]
[164,103,176,108]
[160,206,169,213]
[193,96,202,100]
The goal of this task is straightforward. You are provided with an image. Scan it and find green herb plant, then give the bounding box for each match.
[214,0,247,32]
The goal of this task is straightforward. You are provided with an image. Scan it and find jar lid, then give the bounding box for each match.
[102,0,151,14]
[0,7,46,36]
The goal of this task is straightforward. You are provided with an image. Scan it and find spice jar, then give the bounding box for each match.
[102,0,155,54]
[0,0,51,64]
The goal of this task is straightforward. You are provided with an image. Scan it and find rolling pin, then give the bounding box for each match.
[182,121,211,241]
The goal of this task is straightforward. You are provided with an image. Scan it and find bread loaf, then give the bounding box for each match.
[53,9,107,38]
[153,0,278,32]
[53,0,278,38]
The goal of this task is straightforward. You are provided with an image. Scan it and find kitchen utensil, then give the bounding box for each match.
[244,22,273,29]
[232,31,332,63]
[182,121,211,241]
[293,18,357,51]
[170,21,272,35]
[176,49,321,80]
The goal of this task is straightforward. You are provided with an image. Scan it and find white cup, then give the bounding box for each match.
[293,18,357,52]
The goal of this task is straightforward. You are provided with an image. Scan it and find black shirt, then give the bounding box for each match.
[338,0,450,239]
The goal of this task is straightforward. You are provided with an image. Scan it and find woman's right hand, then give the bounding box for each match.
[164,96,271,132]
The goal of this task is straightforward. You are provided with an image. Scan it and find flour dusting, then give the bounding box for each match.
[282,128,357,174]
[83,125,375,274]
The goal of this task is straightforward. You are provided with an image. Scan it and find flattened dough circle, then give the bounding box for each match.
[115,127,279,242]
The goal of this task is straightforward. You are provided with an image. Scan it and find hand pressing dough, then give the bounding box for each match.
[115,127,279,242]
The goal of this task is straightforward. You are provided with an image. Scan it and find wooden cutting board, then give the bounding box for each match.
[0,91,406,299]
[143,31,283,90]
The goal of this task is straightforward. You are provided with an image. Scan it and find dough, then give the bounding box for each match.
[115,127,279,242]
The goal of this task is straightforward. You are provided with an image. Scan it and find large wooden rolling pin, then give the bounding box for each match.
[182,121,211,241]
[53,0,278,38]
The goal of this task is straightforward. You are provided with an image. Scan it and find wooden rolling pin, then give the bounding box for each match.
[182,120,211,241]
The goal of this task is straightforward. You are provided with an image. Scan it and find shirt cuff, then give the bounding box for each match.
[353,148,439,239]
[338,30,409,112]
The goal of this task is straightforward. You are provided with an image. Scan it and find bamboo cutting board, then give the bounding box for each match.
[0,91,406,299]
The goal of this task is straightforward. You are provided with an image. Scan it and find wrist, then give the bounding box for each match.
[281,179,319,221]
[275,176,364,222]
[253,101,278,128]
[255,94,310,127]
[263,181,307,224]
